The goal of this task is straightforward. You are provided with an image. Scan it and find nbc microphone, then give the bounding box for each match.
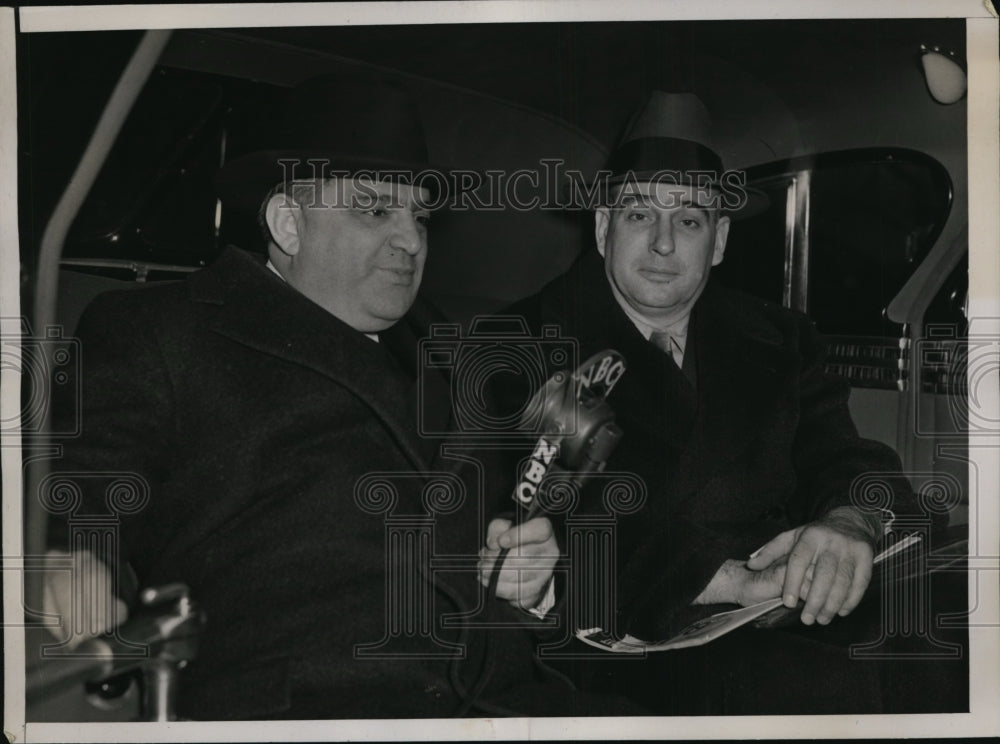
[511,348,626,524]
[459,350,627,717]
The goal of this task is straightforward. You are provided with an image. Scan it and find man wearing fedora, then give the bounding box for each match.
[46,76,607,719]
[484,92,920,713]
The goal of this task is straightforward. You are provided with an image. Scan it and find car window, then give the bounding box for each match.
[720,150,952,333]
[60,67,286,270]
[716,149,953,389]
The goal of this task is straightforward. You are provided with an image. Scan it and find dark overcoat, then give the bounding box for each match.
[52,247,634,719]
[509,249,915,641]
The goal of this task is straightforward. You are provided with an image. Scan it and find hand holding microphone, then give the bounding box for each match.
[479,349,627,608]
[478,516,559,609]
[459,350,627,716]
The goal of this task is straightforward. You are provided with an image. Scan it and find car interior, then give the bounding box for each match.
[18,16,972,721]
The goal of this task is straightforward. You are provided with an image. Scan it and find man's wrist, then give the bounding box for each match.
[821,505,882,544]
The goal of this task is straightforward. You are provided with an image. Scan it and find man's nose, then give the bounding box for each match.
[390,212,425,255]
[650,222,675,255]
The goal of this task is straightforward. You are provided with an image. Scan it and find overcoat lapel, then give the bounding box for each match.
[188,248,433,472]
[380,305,454,468]
[601,307,698,451]
[677,283,795,498]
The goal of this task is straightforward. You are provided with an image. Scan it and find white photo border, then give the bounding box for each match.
[4,1,998,741]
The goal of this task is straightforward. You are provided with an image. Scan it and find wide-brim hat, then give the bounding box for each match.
[572,91,768,219]
[216,75,460,214]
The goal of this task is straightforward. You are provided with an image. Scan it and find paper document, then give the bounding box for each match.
[576,533,923,653]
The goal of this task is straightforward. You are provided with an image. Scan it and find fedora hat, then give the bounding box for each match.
[583,91,767,217]
[216,75,457,214]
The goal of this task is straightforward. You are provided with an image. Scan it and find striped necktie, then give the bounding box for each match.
[649,330,684,368]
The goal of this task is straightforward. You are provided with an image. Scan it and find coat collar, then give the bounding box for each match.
[187,247,436,471]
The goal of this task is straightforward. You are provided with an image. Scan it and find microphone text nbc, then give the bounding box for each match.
[515,437,559,506]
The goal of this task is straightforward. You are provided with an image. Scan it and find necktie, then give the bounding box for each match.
[649,330,684,368]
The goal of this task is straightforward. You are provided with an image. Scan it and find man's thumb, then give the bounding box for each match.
[746,529,796,570]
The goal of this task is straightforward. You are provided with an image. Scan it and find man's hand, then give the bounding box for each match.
[746,506,878,625]
[478,517,558,610]
[693,557,808,607]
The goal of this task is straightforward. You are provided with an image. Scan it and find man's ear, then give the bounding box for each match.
[594,207,610,258]
[265,192,302,257]
[711,214,730,267]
